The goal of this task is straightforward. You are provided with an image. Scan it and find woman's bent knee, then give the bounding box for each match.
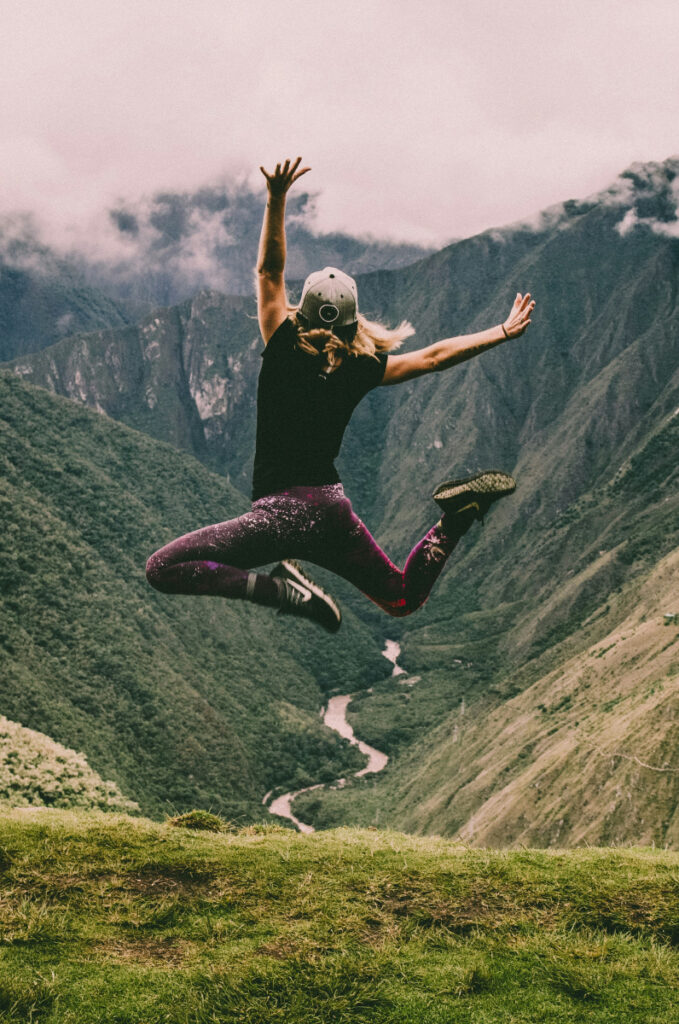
[381,594,425,617]
[145,551,165,589]
[368,594,415,617]
[385,605,415,618]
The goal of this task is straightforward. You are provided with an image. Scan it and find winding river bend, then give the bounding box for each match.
[265,640,403,832]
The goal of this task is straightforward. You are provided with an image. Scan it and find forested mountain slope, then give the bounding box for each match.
[295,538,679,846]
[0,713,139,813]
[0,373,388,820]
[5,290,261,491]
[0,255,130,363]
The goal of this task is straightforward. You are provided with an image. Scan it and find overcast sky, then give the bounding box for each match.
[2,0,678,247]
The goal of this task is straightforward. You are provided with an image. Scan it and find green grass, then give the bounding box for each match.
[1,810,678,1023]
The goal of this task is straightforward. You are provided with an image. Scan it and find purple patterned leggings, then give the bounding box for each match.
[145,484,465,617]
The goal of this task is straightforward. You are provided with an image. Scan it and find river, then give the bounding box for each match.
[265,639,404,831]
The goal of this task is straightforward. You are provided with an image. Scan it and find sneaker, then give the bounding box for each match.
[270,560,342,633]
[432,470,516,522]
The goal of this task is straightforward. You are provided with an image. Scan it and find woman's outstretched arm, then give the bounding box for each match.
[256,157,310,343]
[381,292,536,385]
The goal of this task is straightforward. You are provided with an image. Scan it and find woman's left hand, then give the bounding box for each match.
[503,292,535,338]
[260,157,310,198]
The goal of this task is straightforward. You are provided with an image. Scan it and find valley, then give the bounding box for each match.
[1,156,678,846]
[267,642,399,832]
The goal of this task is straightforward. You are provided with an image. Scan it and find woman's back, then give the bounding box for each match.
[252,317,387,500]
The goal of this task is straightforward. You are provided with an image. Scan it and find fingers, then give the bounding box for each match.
[274,157,301,181]
[260,163,280,182]
[281,157,308,184]
[260,157,310,191]
[512,292,535,314]
[504,291,536,338]
[291,166,311,184]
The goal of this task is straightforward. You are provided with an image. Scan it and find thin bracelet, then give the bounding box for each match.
[502,324,510,339]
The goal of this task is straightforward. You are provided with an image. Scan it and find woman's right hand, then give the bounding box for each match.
[503,292,535,338]
[260,157,310,198]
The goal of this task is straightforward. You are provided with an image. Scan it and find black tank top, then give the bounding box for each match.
[251,318,388,500]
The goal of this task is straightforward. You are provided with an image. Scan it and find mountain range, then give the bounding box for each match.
[1,156,678,843]
[0,181,432,343]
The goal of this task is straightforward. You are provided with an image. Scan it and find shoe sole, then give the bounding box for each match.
[272,559,342,632]
[433,470,516,504]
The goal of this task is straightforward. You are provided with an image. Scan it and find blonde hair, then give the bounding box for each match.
[288,305,415,374]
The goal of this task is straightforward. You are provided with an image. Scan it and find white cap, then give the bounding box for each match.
[298,267,358,329]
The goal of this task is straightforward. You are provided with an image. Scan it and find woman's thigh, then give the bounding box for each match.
[148,506,297,572]
[148,490,403,599]
[309,500,404,605]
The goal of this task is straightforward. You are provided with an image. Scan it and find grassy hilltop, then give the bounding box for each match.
[1,809,678,1023]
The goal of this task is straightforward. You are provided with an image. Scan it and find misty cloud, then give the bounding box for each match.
[2,1,679,248]
[0,176,432,315]
[4,154,679,322]
[0,213,66,278]
[110,210,139,237]
[613,159,679,238]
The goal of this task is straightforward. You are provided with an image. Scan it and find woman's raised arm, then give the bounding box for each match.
[381,292,536,385]
[256,157,310,343]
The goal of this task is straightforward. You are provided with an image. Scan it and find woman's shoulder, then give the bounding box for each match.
[346,348,388,390]
[263,317,299,354]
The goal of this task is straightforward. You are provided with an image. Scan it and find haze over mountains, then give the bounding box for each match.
[1,157,678,843]
[0,180,432,361]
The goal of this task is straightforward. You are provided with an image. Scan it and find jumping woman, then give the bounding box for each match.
[146,157,535,631]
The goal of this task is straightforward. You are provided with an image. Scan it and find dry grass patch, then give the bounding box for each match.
[92,935,194,967]
[254,937,304,960]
